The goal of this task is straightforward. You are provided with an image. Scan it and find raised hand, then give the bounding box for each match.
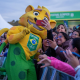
[38,54,48,60]
[38,48,44,54]
[37,58,51,68]
[26,22,33,29]
[22,28,30,35]
[41,20,51,30]
[63,50,79,68]
[47,39,57,49]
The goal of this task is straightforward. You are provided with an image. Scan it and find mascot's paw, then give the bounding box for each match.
[22,28,30,35]
[26,22,33,29]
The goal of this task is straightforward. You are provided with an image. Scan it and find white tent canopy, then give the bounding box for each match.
[0,14,12,30]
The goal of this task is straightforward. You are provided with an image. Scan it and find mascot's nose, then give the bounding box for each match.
[34,18,37,22]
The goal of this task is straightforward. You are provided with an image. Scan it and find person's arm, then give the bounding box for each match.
[50,59,76,76]
[55,46,66,61]
[38,57,76,76]
[0,54,4,57]
[47,56,58,60]
[0,52,7,57]
[41,20,57,57]
[47,28,57,57]
[63,50,80,68]
[47,29,53,40]
[47,39,66,61]
[63,50,80,79]
[48,56,76,76]
[44,47,56,57]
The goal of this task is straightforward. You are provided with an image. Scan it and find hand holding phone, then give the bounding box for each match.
[60,51,80,58]
[36,20,45,26]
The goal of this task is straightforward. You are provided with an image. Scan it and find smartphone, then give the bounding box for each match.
[36,20,45,26]
[60,50,80,58]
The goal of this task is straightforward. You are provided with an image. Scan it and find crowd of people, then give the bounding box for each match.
[0,23,80,80]
[37,22,80,80]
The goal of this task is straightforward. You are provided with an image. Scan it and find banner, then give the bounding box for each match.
[50,11,80,20]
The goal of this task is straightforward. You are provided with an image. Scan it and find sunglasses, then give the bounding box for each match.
[72,34,78,36]
[56,36,62,39]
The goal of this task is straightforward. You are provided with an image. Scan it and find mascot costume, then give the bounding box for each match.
[0,5,56,80]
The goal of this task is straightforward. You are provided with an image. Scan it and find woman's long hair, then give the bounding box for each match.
[72,38,80,54]
[59,32,70,41]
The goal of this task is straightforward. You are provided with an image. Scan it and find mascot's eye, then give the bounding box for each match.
[43,17,48,20]
[33,11,39,16]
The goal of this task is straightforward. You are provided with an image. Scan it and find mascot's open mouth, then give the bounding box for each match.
[28,20,43,30]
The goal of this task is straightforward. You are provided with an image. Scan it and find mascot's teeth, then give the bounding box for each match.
[28,20,43,30]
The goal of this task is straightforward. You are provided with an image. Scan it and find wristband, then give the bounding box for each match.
[54,45,58,50]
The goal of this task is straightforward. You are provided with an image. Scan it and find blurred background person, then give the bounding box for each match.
[76,24,80,30]
[1,36,5,43]
[47,32,70,61]
[72,30,80,38]
[73,26,77,31]
[4,32,7,39]
[42,38,49,52]
[38,38,80,78]
[56,24,67,33]
[68,28,73,38]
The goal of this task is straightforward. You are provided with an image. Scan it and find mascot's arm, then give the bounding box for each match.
[0,28,9,36]
[0,39,8,54]
[7,26,30,44]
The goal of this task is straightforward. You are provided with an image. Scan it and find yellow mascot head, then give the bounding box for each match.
[19,5,56,39]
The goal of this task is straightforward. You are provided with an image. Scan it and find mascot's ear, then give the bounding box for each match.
[37,5,42,9]
[25,5,34,13]
[49,20,56,29]
[42,6,46,9]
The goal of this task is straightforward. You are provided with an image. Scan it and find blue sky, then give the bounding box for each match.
[0,0,80,22]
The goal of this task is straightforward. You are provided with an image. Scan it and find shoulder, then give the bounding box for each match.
[10,26,24,30]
